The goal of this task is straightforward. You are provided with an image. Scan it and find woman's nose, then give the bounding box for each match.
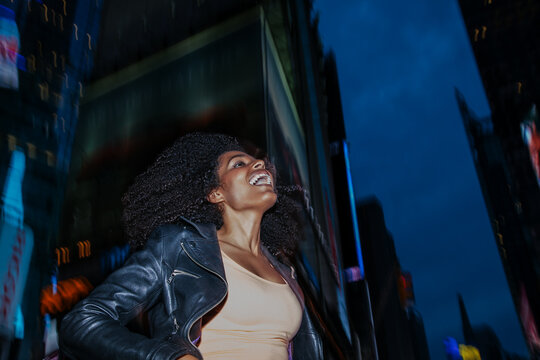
[253,159,265,169]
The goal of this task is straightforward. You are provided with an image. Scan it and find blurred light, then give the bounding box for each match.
[7,134,16,151]
[55,246,70,265]
[459,344,481,360]
[343,266,362,283]
[46,151,55,167]
[73,23,78,40]
[40,277,93,316]
[14,305,24,339]
[343,140,365,279]
[100,244,130,273]
[39,82,49,101]
[42,4,48,22]
[26,142,36,159]
[51,274,57,295]
[1,150,25,225]
[77,240,91,258]
[16,53,26,71]
[444,337,462,360]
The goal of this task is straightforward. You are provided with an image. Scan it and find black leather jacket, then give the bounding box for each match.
[60,218,323,360]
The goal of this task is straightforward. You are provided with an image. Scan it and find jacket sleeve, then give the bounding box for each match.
[59,226,198,360]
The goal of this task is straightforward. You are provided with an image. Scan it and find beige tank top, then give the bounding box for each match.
[197,251,303,360]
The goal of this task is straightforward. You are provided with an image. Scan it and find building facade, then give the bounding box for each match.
[0,0,102,358]
[457,1,540,356]
[356,197,430,360]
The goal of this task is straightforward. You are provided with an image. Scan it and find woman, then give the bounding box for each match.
[59,133,322,360]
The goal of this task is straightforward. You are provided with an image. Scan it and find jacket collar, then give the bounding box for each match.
[177,216,225,281]
[178,216,304,309]
[179,216,217,240]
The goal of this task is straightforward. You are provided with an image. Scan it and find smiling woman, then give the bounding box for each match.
[58,132,322,360]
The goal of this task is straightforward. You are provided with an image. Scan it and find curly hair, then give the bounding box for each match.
[122,132,304,259]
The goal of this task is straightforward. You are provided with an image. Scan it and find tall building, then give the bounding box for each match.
[458,294,528,360]
[0,0,103,358]
[325,51,378,359]
[55,1,364,359]
[356,197,430,360]
[457,0,540,356]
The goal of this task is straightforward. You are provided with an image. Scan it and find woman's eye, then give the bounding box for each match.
[233,161,246,168]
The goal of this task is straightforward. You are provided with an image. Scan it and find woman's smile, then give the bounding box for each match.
[248,170,272,186]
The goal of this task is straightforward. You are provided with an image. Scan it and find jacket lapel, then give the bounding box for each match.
[178,217,226,281]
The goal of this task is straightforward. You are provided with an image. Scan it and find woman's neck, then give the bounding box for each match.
[217,210,263,255]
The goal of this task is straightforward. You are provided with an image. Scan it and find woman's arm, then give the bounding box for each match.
[60,227,199,360]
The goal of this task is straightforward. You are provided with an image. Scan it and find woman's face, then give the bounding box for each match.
[209,151,277,213]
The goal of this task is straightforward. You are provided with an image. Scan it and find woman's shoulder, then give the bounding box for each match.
[149,217,217,243]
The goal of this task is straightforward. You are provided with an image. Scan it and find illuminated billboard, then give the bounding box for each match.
[520,105,540,186]
[0,5,19,90]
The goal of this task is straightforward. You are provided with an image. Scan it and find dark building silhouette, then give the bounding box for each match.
[457,90,539,358]
[356,198,430,360]
[457,0,540,356]
[458,294,528,360]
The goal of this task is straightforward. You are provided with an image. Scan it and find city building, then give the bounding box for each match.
[356,197,430,360]
[0,0,103,358]
[457,294,528,360]
[457,0,540,356]
[457,90,540,358]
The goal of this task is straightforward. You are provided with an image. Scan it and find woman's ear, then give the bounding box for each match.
[207,189,224,204]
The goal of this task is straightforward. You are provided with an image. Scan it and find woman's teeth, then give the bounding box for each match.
[249,173,272,185]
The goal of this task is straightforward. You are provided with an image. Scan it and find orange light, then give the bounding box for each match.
[55,248,61,266]
[84,240,91,257]
[42,4,48,22]
[77,241,84,258]
[40,277,93,316]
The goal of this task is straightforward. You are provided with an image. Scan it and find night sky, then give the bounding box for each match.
[314,0,529,358]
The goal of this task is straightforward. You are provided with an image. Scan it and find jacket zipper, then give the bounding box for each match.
[179,242,228,343]
[168,269,200,283]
